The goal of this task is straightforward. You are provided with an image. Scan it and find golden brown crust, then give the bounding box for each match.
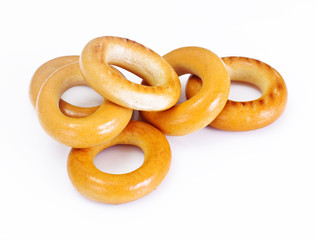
[67,121,171,204]
[186,57,288,131]
[140,47,230,135]
[79,36,181,111]
[29,55,127,118]
[30,38,289,205]
[29,55,98,118]
[36,63,133,148]
[29,56,79,109]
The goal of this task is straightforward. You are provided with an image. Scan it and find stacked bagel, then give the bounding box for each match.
[30,36,287,204]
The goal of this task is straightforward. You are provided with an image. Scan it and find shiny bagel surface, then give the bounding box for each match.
[80,36,181,111]
[140,47,230,135]
[36,62,133,148]
[186,56,287,131]
[67,121,171,204]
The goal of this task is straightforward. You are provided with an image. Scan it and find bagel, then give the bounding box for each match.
[36,62,133,148]
[140,47,230,135]
[79,36,181,111]
[30,55,104,118]
[186,57,288,131]
[29,56,79,108]
[67,121,171,204]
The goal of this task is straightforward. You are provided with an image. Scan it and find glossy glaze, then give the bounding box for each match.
[140,47,230,135]
[30,55,104,118]
[79,36,181,111]
[186,57,288,131]
[29,56,78,107]
[36,62,133,148]
[67,121,171,204]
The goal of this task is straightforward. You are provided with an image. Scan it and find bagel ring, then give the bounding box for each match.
[67,120,171,204]
[30,55,110,118]
[29,56,79,108]
[36,62,133,148]
[140,47,230,136]
[79,36,181,111]
[186,57,288,131]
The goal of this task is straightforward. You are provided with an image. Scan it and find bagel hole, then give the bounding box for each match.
[61,86,103,107]
[94,145,144,174]
[111,66,143,85]
[229,81,262,101]
[176,74,191,105]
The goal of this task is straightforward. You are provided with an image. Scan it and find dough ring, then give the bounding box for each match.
[29,56,79,109]
[79,36,181,111]
[67,120,171,204]
[140,47,230,135]
[186,57,288,131]
[36,62,133,148]
[29,55,118,118]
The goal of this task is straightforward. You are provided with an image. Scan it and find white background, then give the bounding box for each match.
[1,0,315,239]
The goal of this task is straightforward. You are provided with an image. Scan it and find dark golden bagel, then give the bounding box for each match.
[67,121,171,204]
[186,57,288,131]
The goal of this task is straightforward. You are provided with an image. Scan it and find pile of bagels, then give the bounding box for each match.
[30,36,287,204]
